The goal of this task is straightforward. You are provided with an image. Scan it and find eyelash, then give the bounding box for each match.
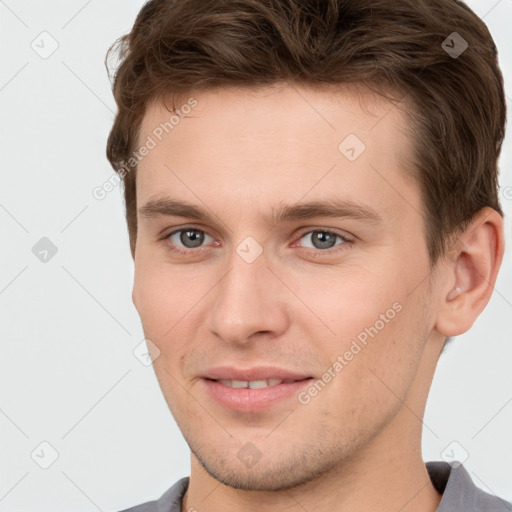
[161,226,353,257]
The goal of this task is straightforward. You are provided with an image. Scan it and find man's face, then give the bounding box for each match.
[133,84,441,491]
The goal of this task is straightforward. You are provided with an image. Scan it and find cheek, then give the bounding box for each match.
[298,262,422,396]
[290,261,406,340]
[133,262,196,408]
[308,308,421,436]
[132,269,169,331]
[133,254,191,330]
[132,257,212,366]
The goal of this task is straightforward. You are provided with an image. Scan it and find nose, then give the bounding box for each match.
[207,245,290,346]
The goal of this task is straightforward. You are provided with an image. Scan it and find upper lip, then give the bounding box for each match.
[202,366,313,381]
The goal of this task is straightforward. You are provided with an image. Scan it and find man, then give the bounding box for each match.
[105,0,510,510]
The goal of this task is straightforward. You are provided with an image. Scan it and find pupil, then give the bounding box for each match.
[314,231,335,249]
[181,230,204,248]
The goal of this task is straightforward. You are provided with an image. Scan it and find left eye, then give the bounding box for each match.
[297,230,347,250]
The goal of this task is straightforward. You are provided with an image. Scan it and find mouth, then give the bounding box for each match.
[202,376,315,412]
[207,377,310,389]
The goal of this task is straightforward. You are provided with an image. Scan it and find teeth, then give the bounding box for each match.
[217,378,285,388]
[232,380,250,388]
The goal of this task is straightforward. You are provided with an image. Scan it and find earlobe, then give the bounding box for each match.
[434,207,505,338]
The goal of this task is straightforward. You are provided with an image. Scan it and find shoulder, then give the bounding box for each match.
[426,461,512,512]
[472,485,512,511]
[115,476,190,512]
[117,502,157,512]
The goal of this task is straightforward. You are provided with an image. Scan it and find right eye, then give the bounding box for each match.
[163,227,216,254]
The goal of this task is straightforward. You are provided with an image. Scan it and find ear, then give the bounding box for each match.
[434,207,505,337]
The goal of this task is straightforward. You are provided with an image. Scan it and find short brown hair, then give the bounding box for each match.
[105,0,506,266]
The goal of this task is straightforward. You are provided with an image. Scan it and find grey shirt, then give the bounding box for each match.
[118,461,512,512]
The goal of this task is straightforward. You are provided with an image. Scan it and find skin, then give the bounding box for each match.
[131,82,504,512]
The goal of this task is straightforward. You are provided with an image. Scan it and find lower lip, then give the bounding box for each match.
[202,378,314,412]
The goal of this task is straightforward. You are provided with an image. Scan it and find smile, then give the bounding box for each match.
[216,378,300,388]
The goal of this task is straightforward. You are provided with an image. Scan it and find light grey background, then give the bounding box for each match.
[0,1,511,510]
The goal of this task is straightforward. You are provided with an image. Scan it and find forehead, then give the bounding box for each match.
[136,83,418,224]
[139,83,410,153]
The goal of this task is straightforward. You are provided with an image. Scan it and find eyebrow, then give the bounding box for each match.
[138,197,383,226]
